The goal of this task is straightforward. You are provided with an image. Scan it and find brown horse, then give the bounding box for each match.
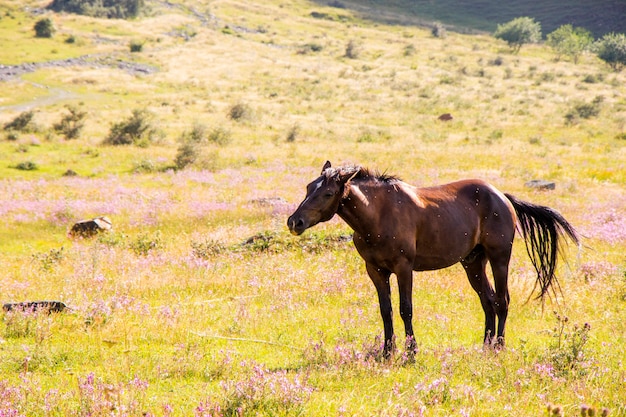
[288,161,579,357]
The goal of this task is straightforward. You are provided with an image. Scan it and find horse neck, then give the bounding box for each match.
[337,181,383,235]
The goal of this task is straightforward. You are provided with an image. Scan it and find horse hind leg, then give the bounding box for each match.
[488,252,511,348]
[461,246,497,346]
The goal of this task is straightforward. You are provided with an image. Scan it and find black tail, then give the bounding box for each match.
[505,193,579,299]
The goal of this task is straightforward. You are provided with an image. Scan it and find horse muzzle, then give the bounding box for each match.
[287,215,307,236]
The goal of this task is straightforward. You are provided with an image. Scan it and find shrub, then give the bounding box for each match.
[191,239,226,258]
[174,141,200,170]
[48,0,145,19]
[34,18,55,38]
[14,161,38,171]
[594,32,626,71]
[179,122,209,143]
[545,312,592,377]
[431,22,446,39]
[3,111,38,133]
[297,43,323,54]
[53,105,87,140]
[565,96,604,124]
[489,56,505,66]
[132,158,156,173]
[494,17,541,53]
[582,73,603,83]
[227,103,252,121]
[209,362,312,415]
[286,123,299,142]
[32,247,65,271]
[344,39,362,59]
[129,231,163,256]
[129,40,143,52]
[208,127,231,145]
[103,109,158,146]
[546,24,593,64]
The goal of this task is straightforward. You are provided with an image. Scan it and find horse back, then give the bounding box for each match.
[406,179,517,269]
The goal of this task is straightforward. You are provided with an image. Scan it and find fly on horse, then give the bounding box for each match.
[288,161,579,357]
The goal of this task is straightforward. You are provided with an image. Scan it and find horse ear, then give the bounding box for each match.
[321,161,331,174]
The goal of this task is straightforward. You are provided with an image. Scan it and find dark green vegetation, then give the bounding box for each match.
[47,0,145,19]
[318,0,626,37]
[493,16,541,53]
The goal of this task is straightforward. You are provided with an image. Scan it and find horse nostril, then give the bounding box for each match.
[287,216,306,235]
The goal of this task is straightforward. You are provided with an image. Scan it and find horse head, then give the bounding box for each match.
[287,161,359,235]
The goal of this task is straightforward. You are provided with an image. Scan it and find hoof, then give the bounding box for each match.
[381,339,397,361]
[494,336,506,351]
[483,336,506,352]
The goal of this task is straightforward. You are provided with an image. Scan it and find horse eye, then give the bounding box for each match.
[324,192,335,198]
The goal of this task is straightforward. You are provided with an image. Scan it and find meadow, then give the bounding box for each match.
[0,0,625,416]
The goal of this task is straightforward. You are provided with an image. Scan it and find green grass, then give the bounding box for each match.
[0,0,625,415]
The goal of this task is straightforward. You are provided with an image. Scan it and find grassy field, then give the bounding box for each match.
[0,0,625,416]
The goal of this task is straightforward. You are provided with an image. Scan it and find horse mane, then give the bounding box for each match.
[327,165,401,184]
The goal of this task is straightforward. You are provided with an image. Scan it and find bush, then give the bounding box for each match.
[174,141,200,170]
[594,32,626,71]
[297,43,323,55]
[34,18,55,38]
[286,124,300,142]
[181,122,208,143]
[494,17,541,53]
[208,127,231,145]
[3,111,38,133]
[53,105,87,140]
[132,159,156,173]
[129,231,163,256]
[344,39,362,59]
[103,109,158,146]
[47,0,144,19]
[14,161,38,171]
[129,40,143,52]
[565,96,604,125]
[431,22,446,39]
[546,25,593,64]
[228,103,252,121]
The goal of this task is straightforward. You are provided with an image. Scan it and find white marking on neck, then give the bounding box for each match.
[350,184,369,207]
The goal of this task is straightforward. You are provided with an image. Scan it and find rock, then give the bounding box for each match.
[249,197,287,207]
[524,180,556,190]
[3,301,67,313]
[68,216,112,238]
[438,113,453,121]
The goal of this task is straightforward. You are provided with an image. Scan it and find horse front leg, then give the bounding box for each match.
[366,263,394,358]
[396,264,417,357]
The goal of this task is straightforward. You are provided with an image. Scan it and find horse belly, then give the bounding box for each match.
[412,251,467,271]
[412,221,479,271]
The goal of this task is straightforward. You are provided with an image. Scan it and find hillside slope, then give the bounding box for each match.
[316,0,626,37]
